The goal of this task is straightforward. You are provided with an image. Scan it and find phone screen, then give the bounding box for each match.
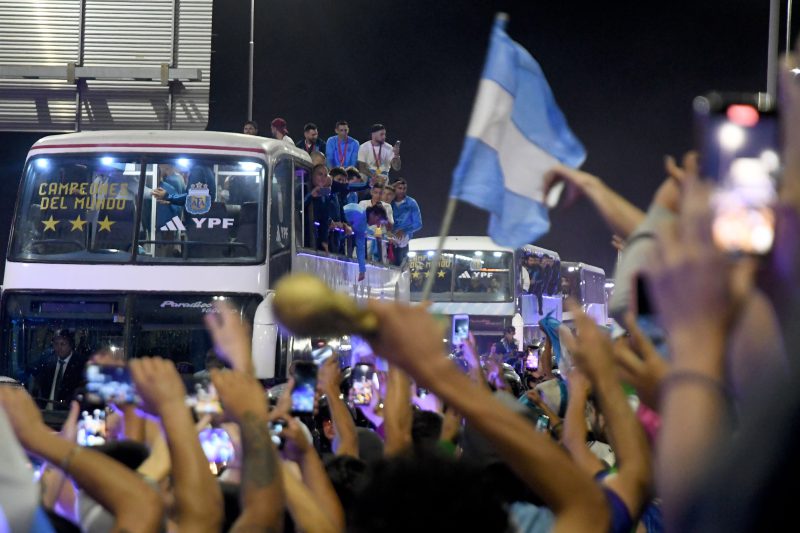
[695,93,779,254]
[312,345,334,366]
[269,418,287,449]
[77,408,107,447]
[452,315,469,345]
[350,363,377,406]
[85,364,138,405]
[198,427,235,466]
[536,414,550,433]
[291,362,318,415]
[525,353,539,370]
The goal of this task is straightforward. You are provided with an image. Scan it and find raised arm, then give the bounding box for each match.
[566,309,653,521]
[318,357,359,458]
[570,305,653,517]
[281,417,345,531]
[211,369,285,533]
[547,165,645,239]
[390,143,401,171]
[366,301,609,533]
[282,463,339,533]
[611,314,669,411]
[644,178,740,529]
[560,370,605,477]
[383,365,413,457]
[131,357,223,533]
[205,301,254,375]
[462,333,490,391]
[0,387,164,533]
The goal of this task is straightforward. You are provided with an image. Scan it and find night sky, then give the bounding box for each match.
[0,0,795,278]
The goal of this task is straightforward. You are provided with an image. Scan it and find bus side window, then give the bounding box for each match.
[270,159,293,255]
[294,164,311,249]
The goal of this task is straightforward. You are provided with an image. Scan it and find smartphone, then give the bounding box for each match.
[198,427,235,466]
[694,92,779,254]
[536,414,550,433]
[350,363,377,406]
[85,364,137,405]
[632,275,669,358]
[269,418,287,449]
[609,318,628,341]
[184,378,223,415]
[291,361,318,415]
[318,186,332,197]
[77,408,107,447]
[525,353,539,371]
[452,314,469,345]
[312,345,334,366]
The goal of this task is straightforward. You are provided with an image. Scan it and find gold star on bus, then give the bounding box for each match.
[69,215,87,232]
[98,216,115,232]
[437,270,446,278]
[41,215,59,232]
[411,271,421,280]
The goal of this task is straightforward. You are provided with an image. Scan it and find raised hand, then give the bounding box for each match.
[210,369,268,423]
[280,417,313,463]
[645,178,751,374]
[129,357,186,416]
[365,300,449,388]
[204,301,253,374]
[612,314,670,410]
[562,300,616,382]
[316,357,341,397]
[440,406,461,444]
[270,377,294,422]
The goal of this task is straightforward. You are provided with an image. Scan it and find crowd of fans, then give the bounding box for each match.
[243,118,422,277]
[4,51,800,533]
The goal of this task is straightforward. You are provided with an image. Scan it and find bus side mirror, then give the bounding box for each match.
[252,294,278,379]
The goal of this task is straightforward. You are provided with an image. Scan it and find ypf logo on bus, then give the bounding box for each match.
[191,217,234,229]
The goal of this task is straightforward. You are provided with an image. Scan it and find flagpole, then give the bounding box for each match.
[420,11,508,302]
[421,196,459,301]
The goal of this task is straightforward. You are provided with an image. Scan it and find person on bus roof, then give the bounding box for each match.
[344,202,389,282]
[270,117,294,146]
[325,120,360,169]
[153,166,217,210]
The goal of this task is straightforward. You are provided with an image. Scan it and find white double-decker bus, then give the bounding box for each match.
[1,131,407,403]
[559,262,608,326]
[408,236,561,353]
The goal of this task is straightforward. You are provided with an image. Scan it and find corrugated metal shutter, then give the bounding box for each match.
[0,0,211,132]
[0,0,81,130]
[170,0,211,129]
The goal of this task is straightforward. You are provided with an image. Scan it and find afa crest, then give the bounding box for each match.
[186,183,211,215]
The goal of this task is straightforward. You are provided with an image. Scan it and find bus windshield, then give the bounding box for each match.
[10,154,265,264]
[409,250,513,302]
[1,292,261,411]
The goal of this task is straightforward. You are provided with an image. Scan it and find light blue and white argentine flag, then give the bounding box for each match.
[450,15,586,248]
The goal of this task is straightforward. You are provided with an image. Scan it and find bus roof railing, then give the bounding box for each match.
[409,236,559,260]
[27,130,312,164]
[561,261,606,276]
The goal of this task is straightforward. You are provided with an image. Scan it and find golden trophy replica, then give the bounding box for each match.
[272,273,378,338]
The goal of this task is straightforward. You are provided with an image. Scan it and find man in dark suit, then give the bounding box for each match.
[31,331,87,410]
